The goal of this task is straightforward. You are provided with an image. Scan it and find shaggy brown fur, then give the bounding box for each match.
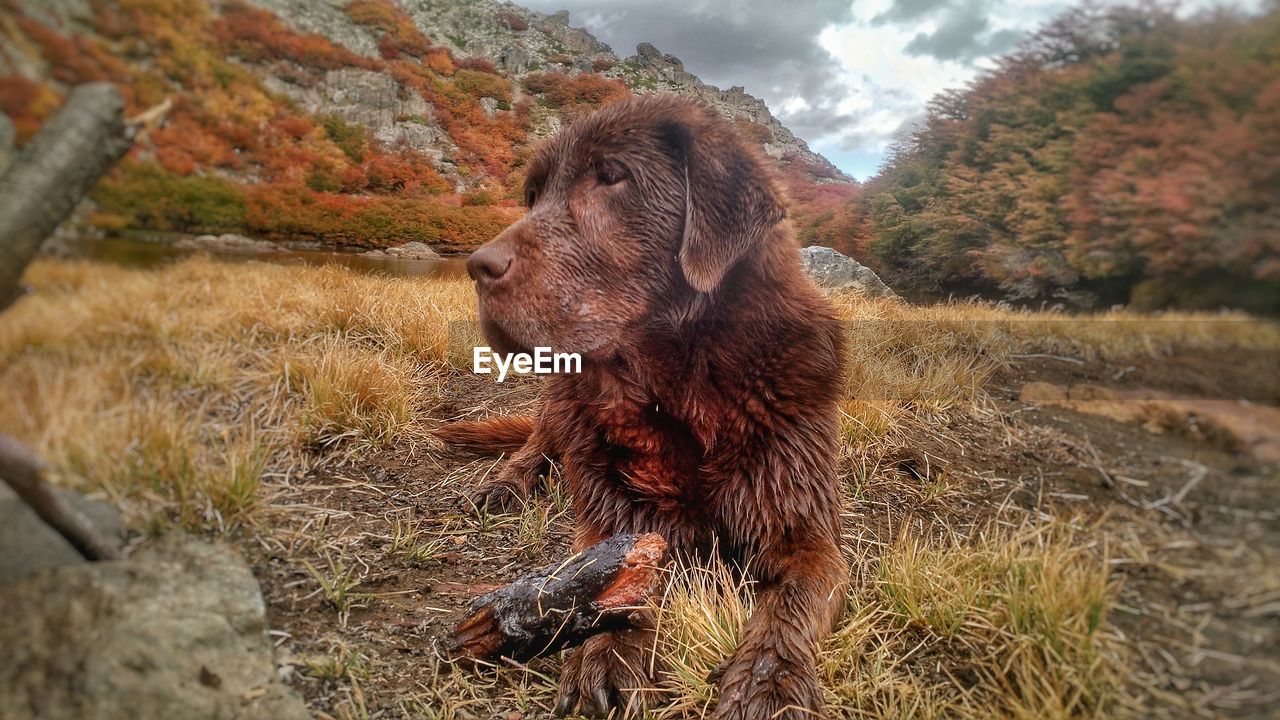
[444,95,848,719]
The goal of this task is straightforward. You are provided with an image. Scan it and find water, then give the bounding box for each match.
[53,233,472,280]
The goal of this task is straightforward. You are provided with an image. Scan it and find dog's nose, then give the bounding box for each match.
[467,244,513,285]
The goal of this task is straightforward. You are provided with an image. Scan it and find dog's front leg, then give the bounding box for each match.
[711,533,847,720]
[467,423,554,513]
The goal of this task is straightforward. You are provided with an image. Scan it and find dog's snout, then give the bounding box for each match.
[467,244,514,285]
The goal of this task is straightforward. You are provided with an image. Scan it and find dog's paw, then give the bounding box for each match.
[463,459,546,514]
[710,646,823,720]
[463,477,530,515]
[553,632,660,718]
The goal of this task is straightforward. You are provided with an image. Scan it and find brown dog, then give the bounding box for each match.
[442,95,848,719]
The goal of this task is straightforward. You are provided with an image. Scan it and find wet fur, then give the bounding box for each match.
[445,96,849,719]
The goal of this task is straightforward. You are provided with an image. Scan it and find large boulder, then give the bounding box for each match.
[0,534,309,720]
[799,246,900,299]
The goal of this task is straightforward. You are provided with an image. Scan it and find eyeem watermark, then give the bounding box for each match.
[473,346,581,382]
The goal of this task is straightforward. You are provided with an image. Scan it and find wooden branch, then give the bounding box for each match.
[450,533,668,663]
[0,435,120,561]
[0,82,136,310]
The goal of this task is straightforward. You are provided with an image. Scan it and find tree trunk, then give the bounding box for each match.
[0,435,120,561]
[0,82,135,310]
[0,83,137,559]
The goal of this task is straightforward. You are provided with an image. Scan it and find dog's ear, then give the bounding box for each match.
[661,116,786,293]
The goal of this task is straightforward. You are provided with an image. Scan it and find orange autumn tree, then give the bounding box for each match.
[858,4,1280,310]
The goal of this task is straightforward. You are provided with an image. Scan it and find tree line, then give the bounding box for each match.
[844,4,1279,311]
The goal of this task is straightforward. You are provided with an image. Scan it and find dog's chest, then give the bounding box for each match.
[587,394,704,504]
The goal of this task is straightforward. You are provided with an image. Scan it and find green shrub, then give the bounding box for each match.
[93,161,247,233]
[452,69,511,103]
[318,114,368,163]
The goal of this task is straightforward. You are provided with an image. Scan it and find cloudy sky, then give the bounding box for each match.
[519,0,1266,180]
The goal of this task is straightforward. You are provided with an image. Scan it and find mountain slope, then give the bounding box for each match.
[0,0,858,252]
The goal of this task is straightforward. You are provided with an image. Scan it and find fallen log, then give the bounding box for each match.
[0,82,136,310]
[450,533,668,663]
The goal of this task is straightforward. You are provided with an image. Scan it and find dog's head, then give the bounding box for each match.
[466,95,787,358]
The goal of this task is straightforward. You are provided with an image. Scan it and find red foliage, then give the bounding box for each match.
[346,0,434,59]
[778,162,865,256]
[453,69,512,103]
[212,2,372,71]
[0,75,61,143]
[244,183,519,250]
[155,146,198,175]
[456,57,500,74]
[345,147,451,197]
[522,72,630,108]
[423,48,455,76]
[17,17,128,85]
[275,115,316,140]
[494,10,528,32]
[389,60,528,177]
[149,112,240,172]
[9,0,547,250]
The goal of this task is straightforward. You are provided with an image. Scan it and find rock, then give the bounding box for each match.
[799,246,900,299]
[0,484,124,585]
[373,241,441,260]
[239,0,380,58]
[630,42,697,85]
[245,0,847,183]
[0,534,310,720]
[260,68,451,158]
[635,42,662,61]
[497,43,531,74]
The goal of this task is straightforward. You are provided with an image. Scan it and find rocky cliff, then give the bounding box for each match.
[244,0,848,182]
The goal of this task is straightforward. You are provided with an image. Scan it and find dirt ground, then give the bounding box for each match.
[991,349,1280,718]
[250,347,1279,719]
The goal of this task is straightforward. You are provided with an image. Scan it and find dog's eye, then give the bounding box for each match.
[596,161,628,187]
[524,187,538,207]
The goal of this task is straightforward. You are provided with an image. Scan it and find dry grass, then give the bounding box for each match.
[3,257,1277,718]
[830,293,1279,418]
[651,518,1121,720]
[0,257,475,528]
